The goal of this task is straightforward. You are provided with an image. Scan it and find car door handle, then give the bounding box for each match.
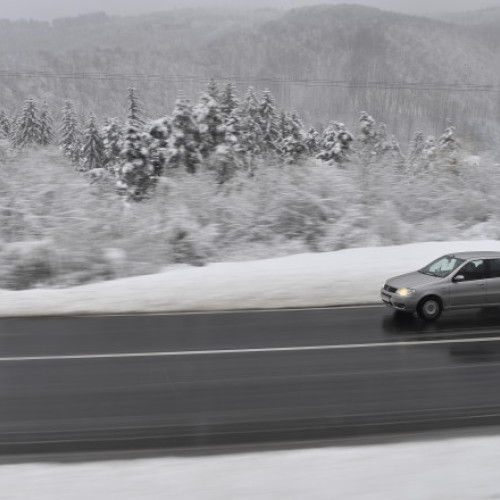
[477,283,485,286]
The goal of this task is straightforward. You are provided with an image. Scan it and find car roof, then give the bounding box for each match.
[448,251,500,260]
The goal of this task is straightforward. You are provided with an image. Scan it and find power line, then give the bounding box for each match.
[1,69,500,93]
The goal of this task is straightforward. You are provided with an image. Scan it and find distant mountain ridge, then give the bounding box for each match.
[430,6,500,25]
[429,6,500,52]
[0,4,499,150]
[201,4,500,146]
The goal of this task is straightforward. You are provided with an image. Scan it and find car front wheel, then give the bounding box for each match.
[417,297,442,321]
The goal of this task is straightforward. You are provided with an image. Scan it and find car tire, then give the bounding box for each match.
[417,297,442,321]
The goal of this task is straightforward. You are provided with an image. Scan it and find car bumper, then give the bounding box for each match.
[380,290,419,312]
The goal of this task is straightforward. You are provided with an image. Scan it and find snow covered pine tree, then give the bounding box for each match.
[280,111,308,164]
[167,94,202,174]
[102,118,124,173]
[59,100,82,164]
[80,114,106,172]
[12,99,40,149]
[258,89,281,154]
[117,121,156,200]
[38,101,54,146]
[0,110,11,139]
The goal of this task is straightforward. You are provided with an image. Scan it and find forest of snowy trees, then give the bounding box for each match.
[0,80,497,290]
[1,81,465,197]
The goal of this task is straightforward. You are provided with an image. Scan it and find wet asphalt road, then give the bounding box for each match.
[1,306,500,453]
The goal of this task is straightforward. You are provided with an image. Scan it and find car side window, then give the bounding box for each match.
[488,259,500,278]
[460,260,486,281]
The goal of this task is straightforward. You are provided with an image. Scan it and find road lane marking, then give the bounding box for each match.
[2,335,500,362]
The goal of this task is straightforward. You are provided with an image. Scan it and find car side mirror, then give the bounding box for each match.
[453,275,465,282]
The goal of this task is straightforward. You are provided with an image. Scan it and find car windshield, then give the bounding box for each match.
[418,255,465,278]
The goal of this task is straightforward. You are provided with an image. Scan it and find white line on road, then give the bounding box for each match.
[1,335,500,362]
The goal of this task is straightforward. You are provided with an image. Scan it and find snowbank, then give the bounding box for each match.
[1,432,499,499]
[1,240,500,317]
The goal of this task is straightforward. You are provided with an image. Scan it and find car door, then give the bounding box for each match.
[449,259,487,307]
[486,258,500,305]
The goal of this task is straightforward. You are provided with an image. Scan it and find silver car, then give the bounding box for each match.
[381,251,500,320]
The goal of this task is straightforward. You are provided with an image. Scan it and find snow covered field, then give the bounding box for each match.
[1,431,500,499]
[2,240,500,317]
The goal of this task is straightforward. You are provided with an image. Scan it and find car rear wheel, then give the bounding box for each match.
[417,297,442,321]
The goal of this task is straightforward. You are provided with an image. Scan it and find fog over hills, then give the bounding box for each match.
[1,4,499,150]
[3,0,500,20]
[427,6,500,24]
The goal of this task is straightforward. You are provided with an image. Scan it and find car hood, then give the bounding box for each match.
[386,271,444,289]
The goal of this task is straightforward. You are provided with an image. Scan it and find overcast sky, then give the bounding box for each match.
[2,0,500,21]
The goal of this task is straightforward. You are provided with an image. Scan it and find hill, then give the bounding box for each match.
[0,5,499,150]
[431,6,500,25]
[201,4,500,147]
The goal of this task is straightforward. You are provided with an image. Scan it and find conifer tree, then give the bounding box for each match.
[387,135,404,163]
[438,124,460,155]
[280,111,308,164]
[206,79,221,103]
[127,87,144,126]
[437,123,461,170]
[335,123,354,162]
[12,99,40,149]
[102,118,124,171]
[258,89,281,153]
[116,88,156,199]
[59,100,82,163]
[317,122,353,165]
[239,87,262,157]
[195,92,225,158]
[148,116,171,177]
[317,123,337,162]
[370,124,403,165]
[224,108,243,149]
[242,87,260,121]
[38,101,54,146]
[117,122,155,200]
[375,123,389,152]
[305,127,320,155]
[220,83,239,118]
[0,110,11,139]
[10,115,18,137]
[80,114,105,172]
[356,111,396,166]
[358,111,378,149]
[167,94,201,174]
[278,111,288,143]
[408,131,425,168]
[211,107,245,183]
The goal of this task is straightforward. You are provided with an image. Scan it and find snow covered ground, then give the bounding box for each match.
[2,240,500,317]
[1,431,500,499]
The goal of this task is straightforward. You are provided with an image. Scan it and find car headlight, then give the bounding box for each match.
[396,287,416,297]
